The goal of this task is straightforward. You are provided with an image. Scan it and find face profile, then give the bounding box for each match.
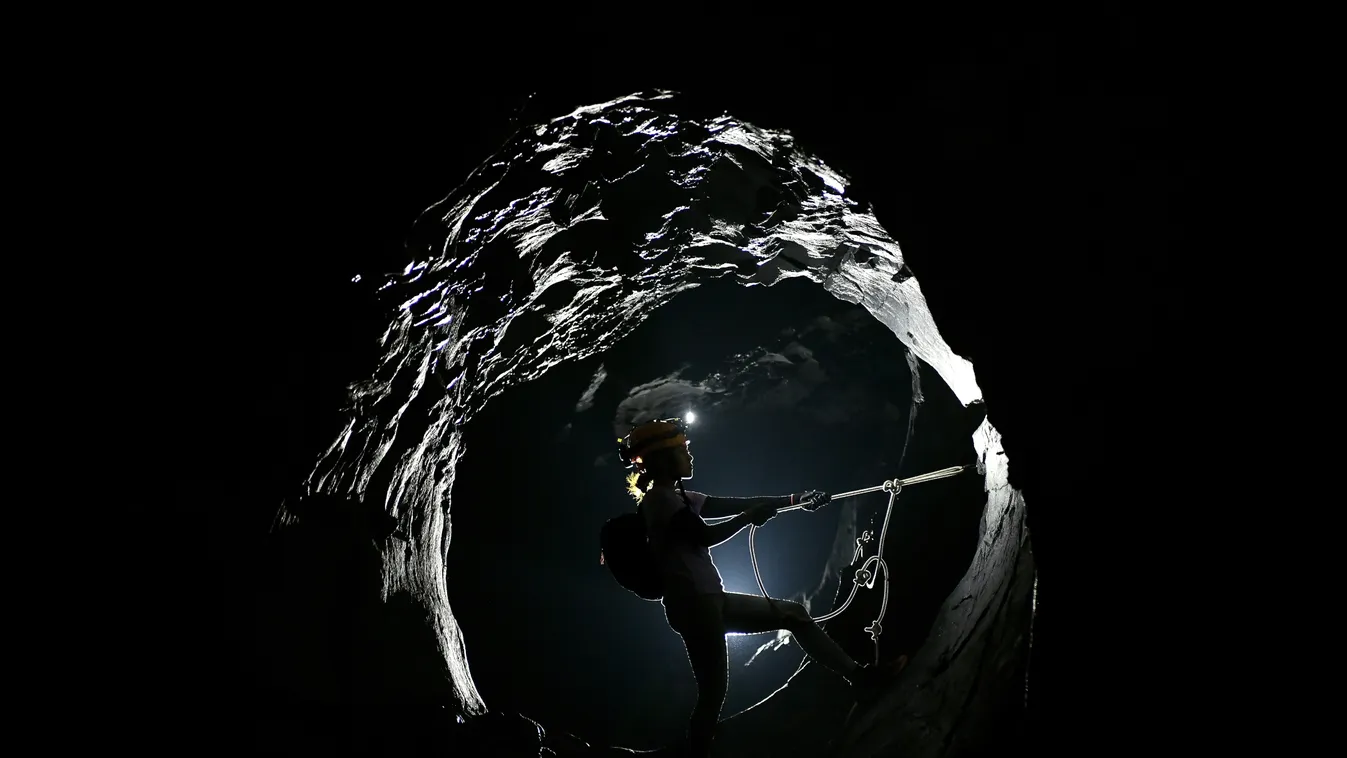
[642,441,692,481]
[674,440,694,479]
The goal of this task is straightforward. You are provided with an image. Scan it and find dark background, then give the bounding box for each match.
[137,8,1204,753]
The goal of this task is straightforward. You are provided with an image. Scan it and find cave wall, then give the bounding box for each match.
[831,420,1032,757]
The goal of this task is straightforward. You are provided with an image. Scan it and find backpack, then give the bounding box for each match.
[599,508,663,601]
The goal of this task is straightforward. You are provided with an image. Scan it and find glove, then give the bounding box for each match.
[748,502,779,526]
[797,490,832,512]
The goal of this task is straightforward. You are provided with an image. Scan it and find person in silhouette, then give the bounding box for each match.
[619,418,901,757]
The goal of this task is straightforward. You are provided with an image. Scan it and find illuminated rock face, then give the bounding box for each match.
[267,92,1032,756]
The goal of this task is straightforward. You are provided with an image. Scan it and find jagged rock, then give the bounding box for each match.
[262,92,1034,756]
[457,711,545,756]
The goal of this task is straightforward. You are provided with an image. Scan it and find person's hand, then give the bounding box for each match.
[747,502,779,526]
[798,490,832,512]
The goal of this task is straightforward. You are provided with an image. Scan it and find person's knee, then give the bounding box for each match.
[694,678,727,704]
[777,601,811,630]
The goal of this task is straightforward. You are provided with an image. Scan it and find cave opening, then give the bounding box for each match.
[446,275,989,748]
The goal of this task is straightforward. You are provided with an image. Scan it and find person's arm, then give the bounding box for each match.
[699,494,794,519]
[669,506,773,548]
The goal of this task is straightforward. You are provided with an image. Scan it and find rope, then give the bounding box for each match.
[746,464,969,652]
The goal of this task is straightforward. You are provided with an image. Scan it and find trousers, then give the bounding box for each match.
[663,591,859,756]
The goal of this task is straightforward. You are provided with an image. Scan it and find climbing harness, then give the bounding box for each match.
[717,464,970,665]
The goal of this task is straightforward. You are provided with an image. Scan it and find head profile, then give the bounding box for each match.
[619,417,694,501]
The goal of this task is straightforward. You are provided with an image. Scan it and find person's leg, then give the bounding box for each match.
[666,595,729,757]
[720,592,861,679]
